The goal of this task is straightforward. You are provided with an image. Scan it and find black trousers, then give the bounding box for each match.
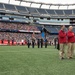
[57,43,60,50]
[28,43,30,48]
[45,43,47,48]
[41,43,43,48]
[38,43,40,48]
[32,42,35,48]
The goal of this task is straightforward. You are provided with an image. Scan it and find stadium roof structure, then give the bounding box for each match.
[16,0,75,6]
[0,3,75,25]
[15,0,75,9]
[0,0,75,9]
[1,0,75,25]
[1,2,75,19]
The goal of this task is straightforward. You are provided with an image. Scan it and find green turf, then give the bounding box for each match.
[0,46,75,75]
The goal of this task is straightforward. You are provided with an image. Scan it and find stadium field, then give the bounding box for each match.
[0,46,75,75]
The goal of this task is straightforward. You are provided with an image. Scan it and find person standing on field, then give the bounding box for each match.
[58,25,67,60]
[67,26,75,59]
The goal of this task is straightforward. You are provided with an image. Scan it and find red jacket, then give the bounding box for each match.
[67,31,75,43]
[58,30,67,44]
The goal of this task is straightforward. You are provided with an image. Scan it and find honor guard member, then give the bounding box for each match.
[54,37,57,48]
[28,39,30,48]
[45,38,48,48]
[41,38,43,48]
[57,38,60,50]
[37,39,40,48]
[32,38,35,48]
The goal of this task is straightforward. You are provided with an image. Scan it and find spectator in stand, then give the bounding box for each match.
[0,22,39,31]
[0,22,41,45]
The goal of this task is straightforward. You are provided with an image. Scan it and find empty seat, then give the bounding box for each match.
[55,10,64,15]
[4,4,16,11]
[64,10,72,15]
[16,6,28,13]
[45,26,58,33]
[27,7,38,14]
[37,8,47,14]
[46,9,56,15]
[73,10,75,14]
[0,3,4,10]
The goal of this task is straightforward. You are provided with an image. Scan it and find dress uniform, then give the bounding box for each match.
[37,39,40,48]
[28,40,30,48]
[41,38,43,48]
[32,38,35,48]
[45,39,48,48]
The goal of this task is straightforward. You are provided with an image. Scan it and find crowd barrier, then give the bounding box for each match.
[0,40,27,45]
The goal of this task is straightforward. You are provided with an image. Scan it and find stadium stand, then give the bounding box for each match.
[27,7,38,15]
[64,10,73,15]
[46,9,56,15]
[16,5,29,14]
[37,8,47,15]
[45,26,58,34]
[0,3,4,10]
[0,3,75,17]
[0,2,75,45]
[0,22,39,31]
[73,10,75,14]
[4,4,16,11]
[55,10,64,15]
